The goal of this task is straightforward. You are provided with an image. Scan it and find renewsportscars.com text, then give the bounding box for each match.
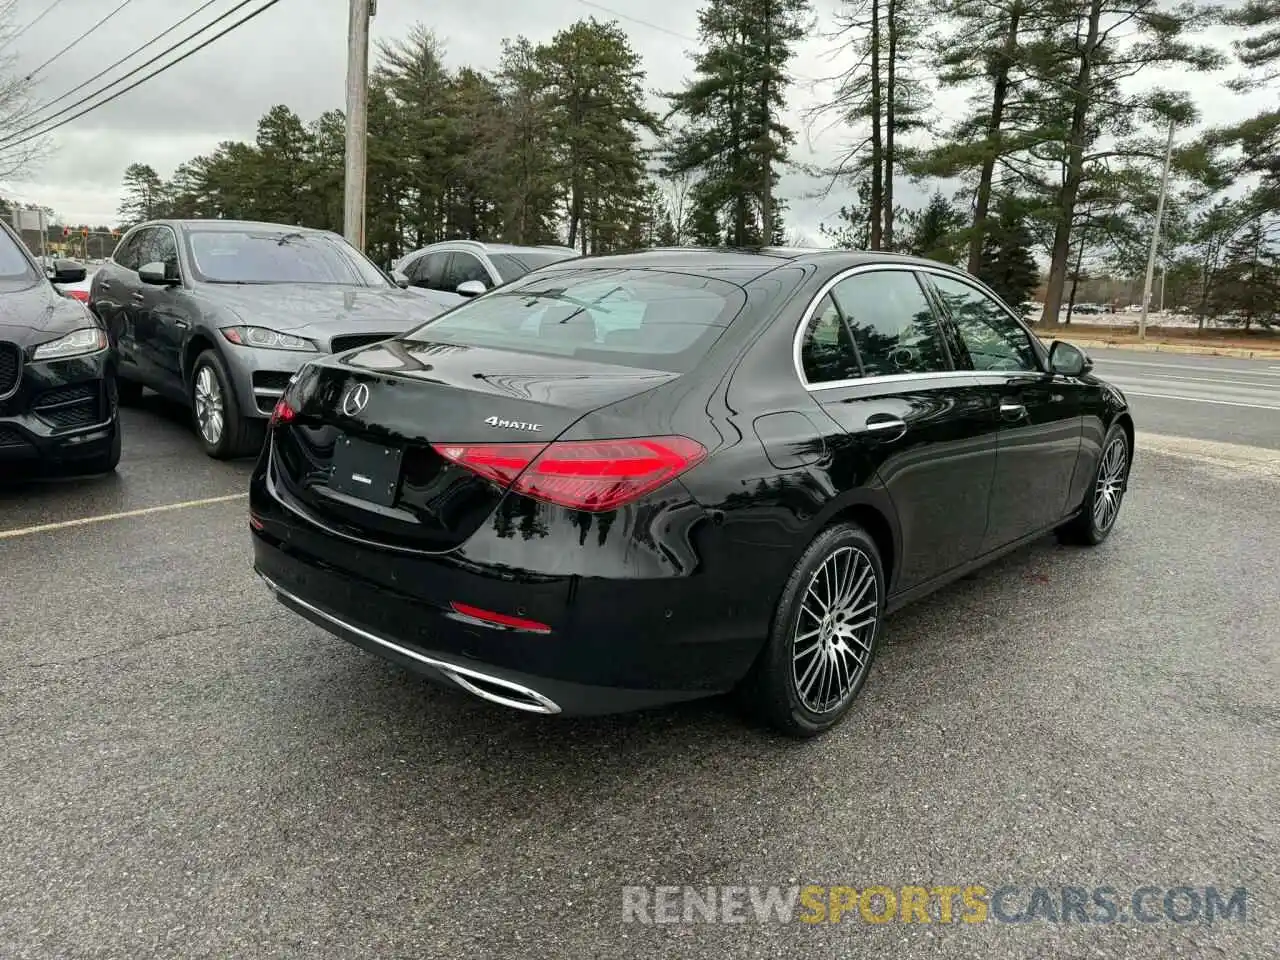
[621,884,1248,926]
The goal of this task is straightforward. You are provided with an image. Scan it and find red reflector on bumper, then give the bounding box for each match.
[450,601,551,634]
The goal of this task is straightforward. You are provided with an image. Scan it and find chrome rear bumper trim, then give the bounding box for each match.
[260,573,562,715]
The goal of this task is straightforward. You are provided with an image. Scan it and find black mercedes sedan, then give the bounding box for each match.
[0,220,119,477]
[249,248,1133,736]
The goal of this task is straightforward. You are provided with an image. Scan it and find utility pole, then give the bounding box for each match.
[1138,117,1176,341]
[343,0,373,252]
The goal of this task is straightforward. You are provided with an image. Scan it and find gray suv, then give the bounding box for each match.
[392,241,579,299]
[90,219,457,459]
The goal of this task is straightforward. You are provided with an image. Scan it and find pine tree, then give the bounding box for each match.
[536,19,658,254]
[899,190,965,263]
[1210,220,1280,329]
[812,0,929,250]
[1031,2,1222,325]
[977,198,1040,308]
[117,164,166,225]
[664,0,811,247]
[493,38,561,245]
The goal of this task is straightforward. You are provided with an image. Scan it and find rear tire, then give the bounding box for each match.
[190,349,262,460]
[1056,423,1130,546]
[738,522,886,738]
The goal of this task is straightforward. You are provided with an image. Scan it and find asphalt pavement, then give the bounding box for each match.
[1,371,1278,959]
[1086,348,1280,450]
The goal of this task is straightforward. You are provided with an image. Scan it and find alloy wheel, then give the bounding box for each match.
[791,546,879,714]
[1093,435,1128,532]
[194,366,225,445]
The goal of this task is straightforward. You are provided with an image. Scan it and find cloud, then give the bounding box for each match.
[0,0,1272,239]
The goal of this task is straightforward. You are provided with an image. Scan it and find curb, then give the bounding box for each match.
[1037,337,1280,360]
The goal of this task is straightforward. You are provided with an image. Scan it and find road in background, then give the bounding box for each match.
[1087,348,1280,450]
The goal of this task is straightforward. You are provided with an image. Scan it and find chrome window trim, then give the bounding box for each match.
[791,261,1044,391]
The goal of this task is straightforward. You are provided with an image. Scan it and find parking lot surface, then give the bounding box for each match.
[2,390,1277,958]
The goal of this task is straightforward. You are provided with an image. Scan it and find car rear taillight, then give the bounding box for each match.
[449,601,551,634]
[432,436,707,512]
[269,399,296,427]
[65,290,89,302]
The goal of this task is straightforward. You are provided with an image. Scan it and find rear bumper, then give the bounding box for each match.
[252,535,721,715]
[249,455,764,715]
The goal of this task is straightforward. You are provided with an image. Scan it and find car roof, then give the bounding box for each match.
[143,219,336,235]
[400,240,579,258]
[533,247,961,281]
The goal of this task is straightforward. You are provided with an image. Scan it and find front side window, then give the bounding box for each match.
[446,253,491,289]
[800,293,860,384]
[401,267,746,372]
[113,229,148,271]
[413,252,451,290]
[930,274,1038,372]
[185,230,391,286]
[0,224,39,281]
[830,270,951,377]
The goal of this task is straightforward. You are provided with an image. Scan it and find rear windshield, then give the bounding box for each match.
[399,267,747,372]
[186,230,391,287]
[488,251,578,282]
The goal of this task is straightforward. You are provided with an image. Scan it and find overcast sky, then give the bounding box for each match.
[0,0,1271,241]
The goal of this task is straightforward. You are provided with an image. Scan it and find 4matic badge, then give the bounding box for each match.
[485,416,542,432]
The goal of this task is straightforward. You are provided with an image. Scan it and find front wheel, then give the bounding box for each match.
[738,522,886,738]
[1057,424,1130,546]
[190,350,263,460]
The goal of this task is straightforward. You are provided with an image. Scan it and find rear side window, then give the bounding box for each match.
[830,270,951,377]
[401,267,747,372]
[800,294,860,384]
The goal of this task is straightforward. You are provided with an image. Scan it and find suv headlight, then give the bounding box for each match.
[221,326,317,351]
[31,327,108,360]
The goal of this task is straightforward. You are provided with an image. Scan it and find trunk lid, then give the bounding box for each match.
[268,338,678,552]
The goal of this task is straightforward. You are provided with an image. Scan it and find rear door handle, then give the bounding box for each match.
[1000,402,1027,421]
[99,280,112,290]
[865,415,907,441]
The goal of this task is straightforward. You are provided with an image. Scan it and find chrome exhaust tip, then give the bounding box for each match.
[259,572,561,714]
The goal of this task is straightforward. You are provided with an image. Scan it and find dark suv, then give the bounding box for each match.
[0,219,120,477]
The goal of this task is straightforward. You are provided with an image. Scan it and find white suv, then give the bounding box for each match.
[392,241,578,300]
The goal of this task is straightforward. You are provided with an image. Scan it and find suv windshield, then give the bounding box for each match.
[488,250,578,283]
[0,223,40,282]
[185,230,391,286]
[400,267,746,372]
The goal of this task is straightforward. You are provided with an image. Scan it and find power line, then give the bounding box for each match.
[572,0,697,43]
[22,0,138,83]
[8,0,227,128]
[0,0,287,150]
[0,0,71,55]
[0,0,267,146]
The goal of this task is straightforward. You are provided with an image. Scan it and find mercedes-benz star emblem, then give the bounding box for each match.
[341,383,370,417]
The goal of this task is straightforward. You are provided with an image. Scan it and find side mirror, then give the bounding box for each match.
[456,279,487,298]
[1049,340,1091,376]
[139,261,180,286]
[50,260,86,284]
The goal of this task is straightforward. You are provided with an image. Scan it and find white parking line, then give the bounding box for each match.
[1121,391,1280,411]
[0,493,248,541]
